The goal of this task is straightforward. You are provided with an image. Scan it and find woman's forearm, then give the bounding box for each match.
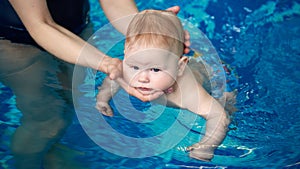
[100,0,138,34]
[31,22,107,70]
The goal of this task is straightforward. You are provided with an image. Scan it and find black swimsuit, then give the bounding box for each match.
[0,0,90,45]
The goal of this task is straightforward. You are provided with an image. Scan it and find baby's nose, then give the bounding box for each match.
[137,71,150,83]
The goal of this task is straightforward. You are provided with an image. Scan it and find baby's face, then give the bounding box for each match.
[123,48,180,96]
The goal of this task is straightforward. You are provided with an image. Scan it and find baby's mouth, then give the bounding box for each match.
[137,87,151,91]
[135,87,154,95]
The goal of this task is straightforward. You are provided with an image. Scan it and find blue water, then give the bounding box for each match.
[1,0,300,168]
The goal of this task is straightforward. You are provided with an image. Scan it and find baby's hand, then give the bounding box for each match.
[95,101,113,117]
[187,143,215,162]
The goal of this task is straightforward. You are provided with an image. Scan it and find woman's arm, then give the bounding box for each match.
[99,0,138,35]
[9,0,120,77]
[100,1,186,36]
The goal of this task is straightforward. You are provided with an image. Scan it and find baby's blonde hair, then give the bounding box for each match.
[125,10,185,57]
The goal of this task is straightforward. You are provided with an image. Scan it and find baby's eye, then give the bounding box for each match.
[150,68,161,72]
[132,66,139,70]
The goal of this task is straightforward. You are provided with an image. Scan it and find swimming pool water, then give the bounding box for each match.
[1,0,300,168]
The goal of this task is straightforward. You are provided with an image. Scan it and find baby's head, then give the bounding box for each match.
[123,10,188,96]
[125,9,185,57]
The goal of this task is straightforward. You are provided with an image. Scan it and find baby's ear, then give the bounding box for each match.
[177,56,189,76]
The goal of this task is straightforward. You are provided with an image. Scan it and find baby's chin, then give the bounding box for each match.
[135,87,158,95]
[133,87,164,100]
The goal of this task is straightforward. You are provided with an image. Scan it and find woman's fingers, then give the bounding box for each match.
[166,6,180,14]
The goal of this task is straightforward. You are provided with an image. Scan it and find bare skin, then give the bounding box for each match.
[4,1,185,168]
[96,47,230,161]
[8,0,136,79]
[9,0,186,101]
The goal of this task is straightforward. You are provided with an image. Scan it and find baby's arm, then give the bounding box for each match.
[187,91,230,161]
[96,77,120,116]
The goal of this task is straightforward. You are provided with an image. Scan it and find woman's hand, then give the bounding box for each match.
[100,57,123,80]
[166,6,191,54]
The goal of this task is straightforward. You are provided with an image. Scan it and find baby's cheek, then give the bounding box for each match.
[155,77,176,90]
[123,70,132,82]
[124,74,137,86]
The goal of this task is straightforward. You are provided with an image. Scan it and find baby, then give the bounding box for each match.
[96,10,231,161]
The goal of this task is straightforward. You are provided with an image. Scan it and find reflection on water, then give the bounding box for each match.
[1,0,300,168]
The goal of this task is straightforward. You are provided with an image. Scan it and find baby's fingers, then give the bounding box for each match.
[187,143,214,161]
[96,102,114,116]
[186,143,201,151]
[189,151,212,162]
